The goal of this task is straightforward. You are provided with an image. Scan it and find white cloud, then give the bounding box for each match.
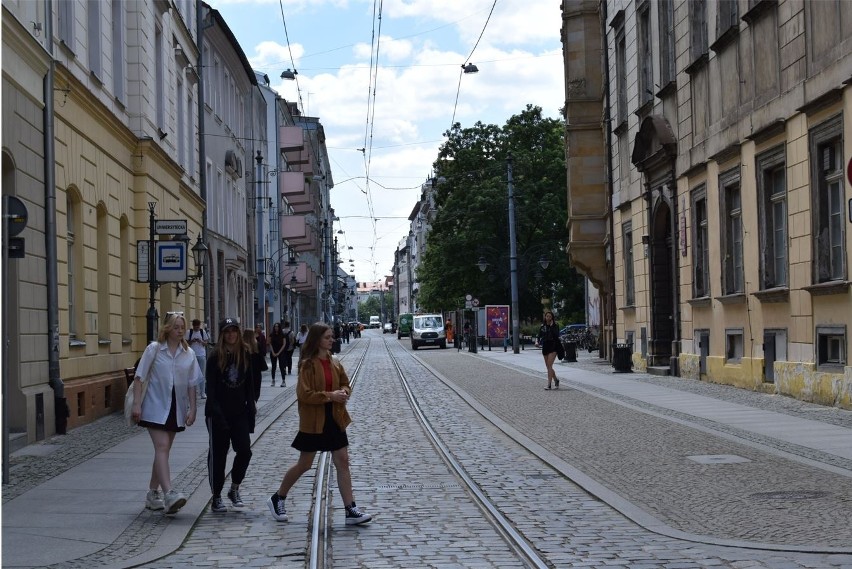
[353,35,414,62]
[247,41,304,73]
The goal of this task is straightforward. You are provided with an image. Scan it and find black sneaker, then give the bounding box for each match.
[267,493,288,522]
[211,496,227,513]
[345,502,372,525]
[227,487,245,508]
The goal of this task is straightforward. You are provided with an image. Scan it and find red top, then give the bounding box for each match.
[320,358,333,391]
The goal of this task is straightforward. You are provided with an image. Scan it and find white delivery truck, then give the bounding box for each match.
[369,315,381,328]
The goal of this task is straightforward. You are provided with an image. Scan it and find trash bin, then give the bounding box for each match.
[612,343,633,373]
[563,340,577,362]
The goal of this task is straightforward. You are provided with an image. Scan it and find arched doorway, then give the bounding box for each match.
[649,199,674,365]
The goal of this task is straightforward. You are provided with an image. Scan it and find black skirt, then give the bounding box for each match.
[291,403,349,453]
[138,387,185,433]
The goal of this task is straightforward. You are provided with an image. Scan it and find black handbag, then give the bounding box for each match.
[556,341,565,361]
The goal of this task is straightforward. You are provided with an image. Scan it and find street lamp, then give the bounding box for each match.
[174,233,209,296]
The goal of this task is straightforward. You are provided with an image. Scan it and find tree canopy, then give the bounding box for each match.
[416,105,586,324]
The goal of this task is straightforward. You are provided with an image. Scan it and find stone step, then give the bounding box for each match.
[646,366,671,376]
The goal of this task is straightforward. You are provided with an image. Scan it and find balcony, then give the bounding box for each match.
[284,149,315,175]
[279,171,309,206]
[279,126,304,152]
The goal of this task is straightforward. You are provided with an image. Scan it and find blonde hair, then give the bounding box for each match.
[158,313,189,350]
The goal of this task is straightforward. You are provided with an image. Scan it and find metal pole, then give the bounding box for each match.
[147,203,159,343]
[254,151,265,329]
[197,0,210,331]
[507,154,520,354]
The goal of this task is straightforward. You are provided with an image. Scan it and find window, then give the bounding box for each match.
[720,169,744,294]
[716,0,738,41]
[120,216,131,342]
[809,116,845,283]
[756,147,787,289]
[725,329,744,362]
[96,205,109,342]
[155,24,164,130]
[623,222,635,305]
[637,2,653,106]
[87,1,102,79]
[66,193,83,340]
[692,186,710,297]
[59,0,76,53]
[689,0,708,63]
[615,27,627,125]
[658,0,675,88]
[111,1,125,102]
[188,92,195,178]
[177,77,185,168]
[213,57,221,114]
[816,326,846,369]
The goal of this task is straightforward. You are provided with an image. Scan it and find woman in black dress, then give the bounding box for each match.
[266,322,372,526]
[537,311,561,390]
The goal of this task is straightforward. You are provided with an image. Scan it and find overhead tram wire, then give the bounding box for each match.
[361,0,385,278]
[449,0,498,130]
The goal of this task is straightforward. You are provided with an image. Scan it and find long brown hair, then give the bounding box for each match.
[242,329,258,354]
[213,323,249,372]
[298,322,331,370]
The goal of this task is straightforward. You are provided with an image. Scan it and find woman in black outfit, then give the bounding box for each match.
[537,311,561,390]
[268,323,286,387]
[243,329,266,402]
[205,318,256,513]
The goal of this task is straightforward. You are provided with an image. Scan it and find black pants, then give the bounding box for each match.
[206,413,252,498]
[270,353,286,380]
[283,350,294,374]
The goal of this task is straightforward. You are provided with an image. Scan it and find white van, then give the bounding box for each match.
[411,314,446,350]
[369,315,381,328]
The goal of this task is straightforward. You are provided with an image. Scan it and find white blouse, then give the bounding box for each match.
[135,341,203,426]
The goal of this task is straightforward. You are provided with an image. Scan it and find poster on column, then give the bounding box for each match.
[485,305,510,341]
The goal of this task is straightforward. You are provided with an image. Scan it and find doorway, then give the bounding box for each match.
[649,201,674,366]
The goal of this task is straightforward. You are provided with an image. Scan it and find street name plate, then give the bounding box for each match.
[154,219,187,235]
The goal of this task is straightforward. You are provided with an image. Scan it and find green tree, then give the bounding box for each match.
[417,105,586,324]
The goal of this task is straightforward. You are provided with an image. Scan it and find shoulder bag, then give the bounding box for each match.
[124,343,155,426]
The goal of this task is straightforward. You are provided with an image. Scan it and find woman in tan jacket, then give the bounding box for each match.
[266,322,372,526]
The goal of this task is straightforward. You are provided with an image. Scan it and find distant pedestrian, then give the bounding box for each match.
[266,322,372,526]
[281,321,297,377]
[255,324,268,363]
[243,329,266,402]
[206,318,256,513]
[268,322,286,387]
[295,324,309,348]
[537,311,561,390]
[131,312,202,515]
[186,318,209,398]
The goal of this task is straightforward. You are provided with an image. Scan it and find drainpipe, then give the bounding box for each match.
[44,0,64,408]
[669,164,681,376]
[601,0,616,361]
[197,0,210,330]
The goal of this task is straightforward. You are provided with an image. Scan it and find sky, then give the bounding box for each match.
[209,0,565,284]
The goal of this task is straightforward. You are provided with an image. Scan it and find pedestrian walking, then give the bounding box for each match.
[255,324,268,364]
[281,321,296,377]
[243,329,267,402]
[266,322,373,526]
[295,324,308,348]
[131,312,202,515]
[205,318,256,514]
[186,318,209,398]
[268,322,286,387]
[536,311,561,390]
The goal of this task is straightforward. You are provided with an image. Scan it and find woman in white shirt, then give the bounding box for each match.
[131,312,203,515]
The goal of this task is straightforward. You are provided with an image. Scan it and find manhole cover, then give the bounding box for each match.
[687,454,751,464]
[750,490,829,500]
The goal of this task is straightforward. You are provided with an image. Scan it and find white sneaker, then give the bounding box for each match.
[145,489,164,511]
[164,490,187,514]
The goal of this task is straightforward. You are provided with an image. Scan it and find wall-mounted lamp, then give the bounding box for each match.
[641,234,650,258]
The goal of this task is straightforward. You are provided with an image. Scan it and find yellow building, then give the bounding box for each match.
[564,0,851,408]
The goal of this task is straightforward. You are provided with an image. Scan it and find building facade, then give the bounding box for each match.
[564,0,852,408]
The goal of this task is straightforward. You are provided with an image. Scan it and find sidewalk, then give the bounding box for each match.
[1,366,295,569]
